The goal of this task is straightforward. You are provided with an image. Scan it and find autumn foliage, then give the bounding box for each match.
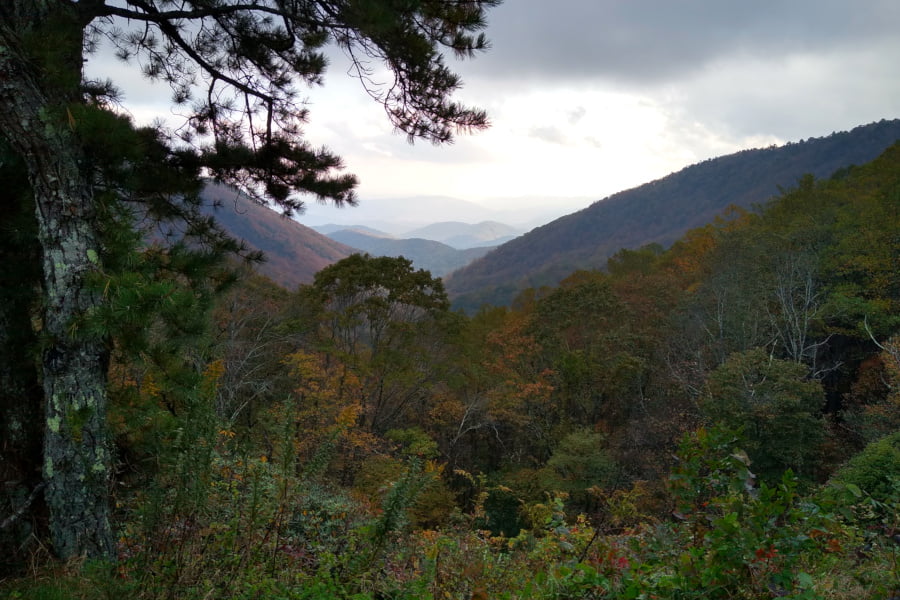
[6,144,900,597]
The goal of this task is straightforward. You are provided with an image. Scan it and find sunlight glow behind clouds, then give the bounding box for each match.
[83,1,900,226]
[316,86,769,203]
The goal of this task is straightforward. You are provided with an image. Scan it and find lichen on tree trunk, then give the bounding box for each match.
[0,3,115,560]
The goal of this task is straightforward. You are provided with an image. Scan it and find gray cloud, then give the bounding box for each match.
[668,37,900,141]
[462,0,900,86]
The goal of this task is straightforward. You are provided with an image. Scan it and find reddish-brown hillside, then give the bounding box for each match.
[201,182,354,289]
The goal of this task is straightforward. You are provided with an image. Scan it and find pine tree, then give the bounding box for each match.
[0,0,498,560]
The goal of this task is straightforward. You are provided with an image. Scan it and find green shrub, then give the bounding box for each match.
[825,430,900,503]
[537,429,617,512]
[702,348,826,483]
[648,426,836,599]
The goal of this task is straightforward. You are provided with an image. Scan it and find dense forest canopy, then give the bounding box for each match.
[4,136,900,598]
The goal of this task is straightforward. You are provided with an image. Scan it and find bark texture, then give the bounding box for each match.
[0,1,115,560]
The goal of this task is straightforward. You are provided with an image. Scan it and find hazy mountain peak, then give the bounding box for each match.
[403,220,524,249]
[313,224,395,238]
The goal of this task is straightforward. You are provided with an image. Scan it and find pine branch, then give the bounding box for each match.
[96,1,319,26]
[126,0,274,108]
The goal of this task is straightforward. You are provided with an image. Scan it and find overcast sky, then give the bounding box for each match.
[87,1,900,227]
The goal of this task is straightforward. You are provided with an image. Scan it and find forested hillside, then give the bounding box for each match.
[201,183,355,288]
[6,140,900,599]
[447,119,900,311]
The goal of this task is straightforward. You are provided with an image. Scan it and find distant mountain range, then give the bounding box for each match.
[310,224,392,238]
[197,187,513,285]
[446,119,900,311]
[300,194,592,234]
[321,227,495,277]
[198,120,900,302]
[313,220,523,249]
[402,221,522,249]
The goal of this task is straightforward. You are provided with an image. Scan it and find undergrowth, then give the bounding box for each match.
[3,427,898,599]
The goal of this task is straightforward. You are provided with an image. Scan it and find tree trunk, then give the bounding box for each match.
[0,4,115,560]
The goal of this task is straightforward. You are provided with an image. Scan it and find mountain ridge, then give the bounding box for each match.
[446,119,900,311]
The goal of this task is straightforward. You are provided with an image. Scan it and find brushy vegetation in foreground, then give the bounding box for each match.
[4,427,898,599]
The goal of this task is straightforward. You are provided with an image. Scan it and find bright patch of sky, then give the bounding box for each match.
[84,0,900,228]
